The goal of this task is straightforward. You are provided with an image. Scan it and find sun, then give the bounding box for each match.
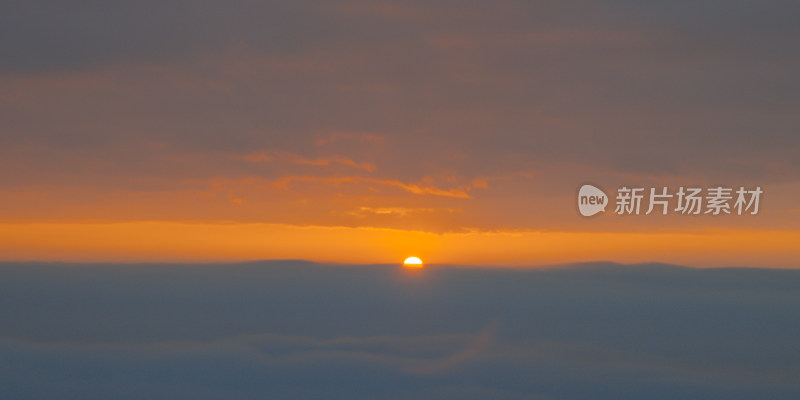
[403,257,423,268]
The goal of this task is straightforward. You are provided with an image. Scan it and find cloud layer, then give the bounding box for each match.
[2,1,800,234]
[2,261,800,399]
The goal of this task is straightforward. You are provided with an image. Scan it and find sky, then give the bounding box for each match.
[2,1,800,266]
[3,4,800,398]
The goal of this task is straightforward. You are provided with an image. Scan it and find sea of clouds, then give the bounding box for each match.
[1,261,799,399]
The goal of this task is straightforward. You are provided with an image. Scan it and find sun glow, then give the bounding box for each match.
[403,257,423,268]
[1,222,800,268]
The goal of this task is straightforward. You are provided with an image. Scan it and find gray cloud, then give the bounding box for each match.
[1,1,799,230]
[1,261,800,399]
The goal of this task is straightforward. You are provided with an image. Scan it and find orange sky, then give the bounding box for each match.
[1,221,799,268]
[1,2,799,267]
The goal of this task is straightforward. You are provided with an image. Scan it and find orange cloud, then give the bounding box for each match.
[239,150,376,172]
[272,175,472,198]
[346,206,460,218]
[289,155,376,172]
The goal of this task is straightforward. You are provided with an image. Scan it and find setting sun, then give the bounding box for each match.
[403,257,423,268]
